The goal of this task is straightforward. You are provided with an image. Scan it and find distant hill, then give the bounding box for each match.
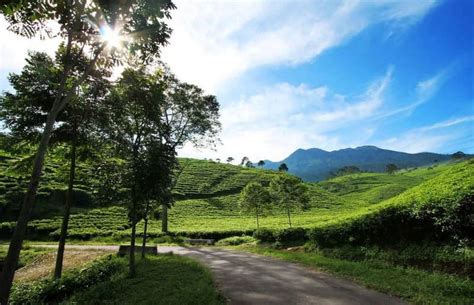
[263,146,457,181]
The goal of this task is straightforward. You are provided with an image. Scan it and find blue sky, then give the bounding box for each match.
[0,0,473,161]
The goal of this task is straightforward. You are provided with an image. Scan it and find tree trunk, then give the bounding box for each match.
[141,201,150,259]
[129,147,139,278]
[256,209,259,228]
[129,200,137,277]
[54,139,77,279]
[161,204,168,233]
[0,105,61,304]
[286,206,292,227]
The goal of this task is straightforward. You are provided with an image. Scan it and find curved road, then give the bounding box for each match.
[30,245,406,305]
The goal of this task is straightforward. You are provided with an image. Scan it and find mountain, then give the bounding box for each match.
[263,146,456,181]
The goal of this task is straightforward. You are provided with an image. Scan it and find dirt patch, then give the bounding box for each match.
[14,249,114,282]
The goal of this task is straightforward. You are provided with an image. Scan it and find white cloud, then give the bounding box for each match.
[179,69,392,161]
[378,66,452,119]
[162,0,438,92]
[377,116,474,153]
[0,18,60,81]
[311,67,392,126]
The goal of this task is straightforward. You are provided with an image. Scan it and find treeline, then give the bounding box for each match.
[0,1,221,303]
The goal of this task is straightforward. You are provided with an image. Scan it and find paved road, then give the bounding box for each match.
[28,245,406,305]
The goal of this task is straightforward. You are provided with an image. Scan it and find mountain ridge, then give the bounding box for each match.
[263,145,461,181]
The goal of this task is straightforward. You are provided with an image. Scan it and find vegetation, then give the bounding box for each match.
[9,255,123,305]
[269,175,310,227]
[238,182,271,228]
[238,245,474,305]
[0,0,176,300]
[66,254,224,305]
[0,246,52,271]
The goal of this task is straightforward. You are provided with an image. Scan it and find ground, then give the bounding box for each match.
[28,245,407,305]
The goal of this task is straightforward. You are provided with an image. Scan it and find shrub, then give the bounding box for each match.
[9,255,124,305]
[253,227,309,244]
[216,236,256,246]
[253,228,275,242]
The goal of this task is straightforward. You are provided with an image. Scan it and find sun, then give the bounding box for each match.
[100,25,122,49]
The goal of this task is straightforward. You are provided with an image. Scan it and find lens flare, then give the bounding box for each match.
[100,25,122,48]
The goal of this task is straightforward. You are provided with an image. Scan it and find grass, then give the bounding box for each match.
[0,246,52,269]
[66,254,225,305]
[236,245,474,305]
[0,154,470,239]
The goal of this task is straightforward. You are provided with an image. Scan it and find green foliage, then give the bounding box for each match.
[386,163,398,174]
[238,182,271,227]
[9,255,124,305]
[269,175,310,226]
[67,255,224,305]
[314,244,474,278]
[173,158,282,198]
[216,236,256,246]
[253,227,308,244]
[0,246,51,270]
[278,163,288,172]
[330,165,361,177]
[308,161,473,247]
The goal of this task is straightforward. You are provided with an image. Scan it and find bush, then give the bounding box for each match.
[9,255,124,305]
[216,236,256,246]
[253,227,309,244]
[253,228,275,242]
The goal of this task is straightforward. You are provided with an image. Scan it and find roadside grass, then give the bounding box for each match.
[0,246,52,269]
[236,245,474,305]
[66,254,225,305]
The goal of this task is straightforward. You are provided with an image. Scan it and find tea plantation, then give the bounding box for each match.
[1,146,471,243]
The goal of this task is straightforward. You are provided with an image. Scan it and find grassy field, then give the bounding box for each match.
[238,245,474,305]
[66,254,224,305]
[1,155,470,238]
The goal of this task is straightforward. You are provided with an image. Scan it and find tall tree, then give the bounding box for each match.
[241,156,249,166]
[452,151,466,160]
[155,64,221,233]
[227,157,234,164]
[278,163,289,172]
[269,175,309,227]
[239,182,271,228]
[0,49,110,279]
[104,67,166,277]
[257,160,265,168]
[0,1,175,301]
[386,163,398,174]
[135,142,176,258]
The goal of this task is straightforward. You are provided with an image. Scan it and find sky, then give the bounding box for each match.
[0,0,473,162]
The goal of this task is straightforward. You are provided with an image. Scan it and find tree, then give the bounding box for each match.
[136,142,176,258]
[239,182,271,228]
[104,67,168,277]
[331,165,361,177]
[0,1,175,301]
[241,156,249,166]
[386,163,398,174]
[245,160,254,168]
[155,64,220,233]
[452,151,466,160]
[227,157,234,163]
[216,158,221,163]
[257,160,265,167]
[269,175,309,227]
[0,49,110,279]
[278,163,289,172]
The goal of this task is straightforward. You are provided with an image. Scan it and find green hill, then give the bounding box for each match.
[309,160,473,246]
[0,147,472,244]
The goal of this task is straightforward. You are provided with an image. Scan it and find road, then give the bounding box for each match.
[25,245,406,305]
